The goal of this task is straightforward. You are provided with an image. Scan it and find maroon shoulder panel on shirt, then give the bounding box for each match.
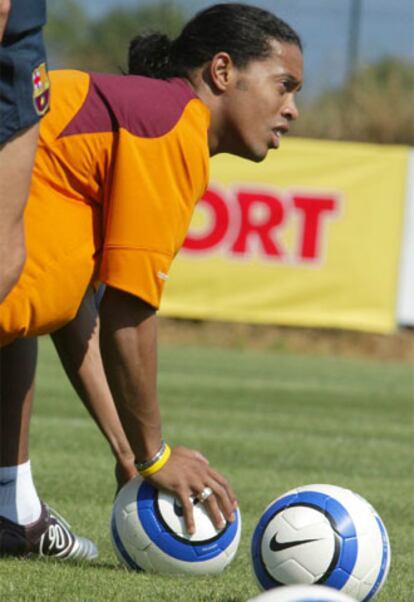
[59,73,199,139]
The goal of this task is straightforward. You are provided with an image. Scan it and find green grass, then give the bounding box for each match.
[0,337,412,601]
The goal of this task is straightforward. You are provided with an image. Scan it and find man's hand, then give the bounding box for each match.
[115,458,138,497]
[147,446,238,535]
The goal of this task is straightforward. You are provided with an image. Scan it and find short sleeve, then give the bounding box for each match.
[99,99,209,308]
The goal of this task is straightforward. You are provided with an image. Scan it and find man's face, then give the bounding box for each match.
[219,41,303,162]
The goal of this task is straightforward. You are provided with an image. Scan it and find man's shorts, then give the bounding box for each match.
[0,0,49,145]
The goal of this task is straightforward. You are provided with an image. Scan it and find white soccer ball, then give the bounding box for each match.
[111,475,241,574]
[248,584,357,601]
[251,484,390,601]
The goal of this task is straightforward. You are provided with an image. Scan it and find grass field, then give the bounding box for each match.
[0,336,412,601]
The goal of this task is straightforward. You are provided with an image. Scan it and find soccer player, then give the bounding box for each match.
[0,3,303,557]
[0,0,50,303]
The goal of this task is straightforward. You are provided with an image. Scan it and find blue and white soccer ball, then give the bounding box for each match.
[111,476,241,574]
[251,484,390,601]
[248,584,357,602]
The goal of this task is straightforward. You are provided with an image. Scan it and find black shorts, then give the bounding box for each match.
[0,1,49,145]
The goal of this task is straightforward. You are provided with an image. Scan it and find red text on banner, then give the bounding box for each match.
[183,186,340,263]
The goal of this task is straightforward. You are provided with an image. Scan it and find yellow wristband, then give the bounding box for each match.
[139,444,171,478]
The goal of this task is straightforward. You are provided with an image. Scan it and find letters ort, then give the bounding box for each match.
[183,186,340,262]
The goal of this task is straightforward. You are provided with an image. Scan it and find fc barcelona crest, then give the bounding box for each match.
[32,63,50,116]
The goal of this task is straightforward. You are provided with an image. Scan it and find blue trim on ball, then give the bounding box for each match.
[111,512,143,571]
[251,490,358,591]
[362,515,390,601]
[251,493,299,589]
[137,480,240,562]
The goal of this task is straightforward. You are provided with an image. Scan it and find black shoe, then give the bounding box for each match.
[0,502,98,560]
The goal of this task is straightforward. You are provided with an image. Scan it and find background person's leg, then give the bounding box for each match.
[0,124,40,302]
[0,4,50,303]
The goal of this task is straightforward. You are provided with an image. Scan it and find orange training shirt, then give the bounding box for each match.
[0,70,210,345]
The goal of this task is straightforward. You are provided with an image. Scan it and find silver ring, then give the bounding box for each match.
[196,486,213,503]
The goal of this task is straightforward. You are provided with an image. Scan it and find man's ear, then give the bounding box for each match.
[208,52,235,92]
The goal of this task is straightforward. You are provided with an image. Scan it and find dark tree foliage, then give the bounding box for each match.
[293,58,414,145]
[45,1,185,73]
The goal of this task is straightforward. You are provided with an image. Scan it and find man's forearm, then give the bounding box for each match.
[51,287,136,481]
[99,287,162,464]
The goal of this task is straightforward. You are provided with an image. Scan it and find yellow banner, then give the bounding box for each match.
[161,138,409,333]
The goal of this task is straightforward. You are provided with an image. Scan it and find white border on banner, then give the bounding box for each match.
[397,149,414,326]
